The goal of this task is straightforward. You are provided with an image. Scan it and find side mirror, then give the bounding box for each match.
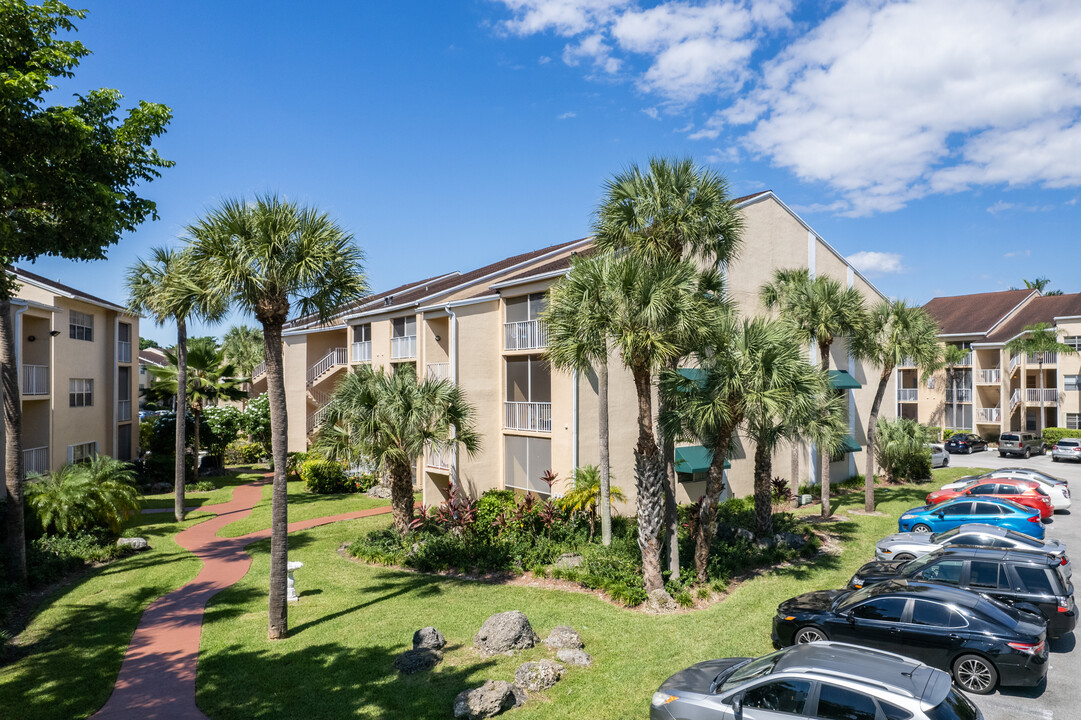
[732,694,743,720]
[963,490,972,496]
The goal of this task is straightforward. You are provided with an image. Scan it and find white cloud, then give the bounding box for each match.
[1003,250,1032,259]
[847,251,904,276]
[538,55,552,64]
[557,111,577,119]
[987,201,1055,215]
[642,106,659,119]
[705,146,740,164]
[497,0,630,36]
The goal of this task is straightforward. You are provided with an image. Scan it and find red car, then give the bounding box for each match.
[927,478,1054,520]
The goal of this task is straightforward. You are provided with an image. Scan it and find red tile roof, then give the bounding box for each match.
[923,289,1035,336]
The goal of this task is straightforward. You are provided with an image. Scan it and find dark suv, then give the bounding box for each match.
[849,546,1076,637]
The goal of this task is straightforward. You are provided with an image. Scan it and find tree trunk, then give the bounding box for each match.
[864,367,891,512]
[263,320,289,640]
[390,461,415,534]
[631,364,665,594]
[695,441,730,583]
[660,357,679,579]
[192,405,201,481]
[790,444,799,499]
[174,319,188,522]
[819,342,833,519]
[598,349,612,546]
[753,440,773,537]
[1,299,26,584]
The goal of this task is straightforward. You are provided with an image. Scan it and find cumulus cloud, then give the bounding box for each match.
[847,251,905,276]
[557,111,577,119]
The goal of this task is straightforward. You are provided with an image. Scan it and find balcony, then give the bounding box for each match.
[427,441,452,470]
[253,362,266,379]
[23,446,48,478]
[391,335,417,360]
[1009,353,1022,376]
[1028,352,1057,365]
[22,364,48,396]
[1010,389,1022,413]
[1026,388,1058,405]
[352,341,372,363]
[504,319,548,351]
[945,388,972,403]
[897,388,918,402]
[976,369,1001,384]
[427,362,450,382]
[306,347,348,386]
[898,356,916,367]
[118,340,131,364]
[504,401,552,433]
[306,405,331,434]
[952,352,972,366]
[118,400,132,422]
[977,407,1002,423]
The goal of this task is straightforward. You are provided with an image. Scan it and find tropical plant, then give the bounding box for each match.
[560,465,627,540]
[187,195,367,640]
[222,324,264,406]
[1005,323,1077,434]
[314,364,480,536]
[25,456,141,536]
[853,301,942,511]
[873,418,932,483]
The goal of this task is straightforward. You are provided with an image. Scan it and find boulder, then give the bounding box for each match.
[116,537,149,551]
[552,553,583,570]
[734,527,755,542]
[151,482,173,494]
[774,531,806,549]
[754,536,777,550]
[413,626,447,650]
[394,648,442,674]
[556,648,593,667]
[453,680,524,719]
[543,625,583,650]
[473,611,539,654]
[514,660,564,692]
[366,485,392,499]
[647,588,676,612]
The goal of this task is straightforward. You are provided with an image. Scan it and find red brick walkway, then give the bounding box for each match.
[93,476,394,719]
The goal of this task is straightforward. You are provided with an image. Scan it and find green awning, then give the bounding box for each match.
[678,368,706,388]
[674,445,731,473]
[829,370,862,390]
[840,434,861,453]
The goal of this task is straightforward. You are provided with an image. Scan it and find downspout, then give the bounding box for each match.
[571,370,579,484]
[445,306,457,497]
[113,314,119,458]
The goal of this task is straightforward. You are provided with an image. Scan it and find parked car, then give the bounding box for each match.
[1051,437,1081,463]
[848,547,1076,638]
[945,433,988,454]
[926,478,1054,520]
[928,443,949,468]
[941,471,1070,511]
[999,431,1045,458]
[875,523,1069,573]
[650,642,982,720]
[772,580,1048,694]
[950,467,1068,489]
[898,497,1045,538]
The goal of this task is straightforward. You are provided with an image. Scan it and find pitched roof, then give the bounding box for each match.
[12,266,128,312]
[139,347,168,366]
[922,289,1034,336]
[282,272,457,330]
[984,293,1081,342]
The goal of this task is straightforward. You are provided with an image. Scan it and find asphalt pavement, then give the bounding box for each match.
[942,449,1080,720]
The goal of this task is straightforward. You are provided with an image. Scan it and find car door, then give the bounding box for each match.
[811,684,879,720]
[971,501,1009,525]
[935,501,974,531]
[902,598,968,667]
[829,597,909,651]
[963,559,1013,607]
[1010,564,1058,620]
[911,558,965,588]
[737,678,813,720]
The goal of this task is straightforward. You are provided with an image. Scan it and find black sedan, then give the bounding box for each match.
[946,433,989,454]
[772,579,1048,694]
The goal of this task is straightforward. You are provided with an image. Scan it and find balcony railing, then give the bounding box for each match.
[352,341,372,363]
[253,362,266,379]
[952,352,972,366]
[945,388,972,403]
[1010,388,1022,413]
[897,388,918,402]
[306,347,348,386]
[504,401,552,433]
[391,335,417,360]
[118,400,131,422]
[976,369,1001,384]
[22,364,48,395]
[118,340,131,364]
[504,319,548,351]
[1028,352,1057,365]
[977,407,1002,423]
[427,362,450,382]
[427,441,452,470]
[1009,353,1022,376]
[1026,388,1058,404]
[306,405,331,434]
[23,446,48,478]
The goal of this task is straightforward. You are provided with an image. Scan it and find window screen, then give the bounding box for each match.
[504,435,552,495]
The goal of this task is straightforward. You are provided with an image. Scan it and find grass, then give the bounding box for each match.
[216,479,394,538]
[140,465,269,510]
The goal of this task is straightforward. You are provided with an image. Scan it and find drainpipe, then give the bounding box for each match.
[113,315,119,458]
[571,370,579,480]
[445,306,457,497]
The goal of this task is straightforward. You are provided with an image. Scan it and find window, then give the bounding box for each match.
[1064,336,1081,351]
[742,679,810,715]
[1068,414,1081,430]
[816,684,878,720]
[968,483,997,495]
[118,424,132,461]
[69,378,93,407]
[880,699,914,720]
[973,502,1006,516]
[505,292,547,323]
[912,600,965,628]
[1015,566,1054,595]
[392,316,416,338]
[505,356,551,403]
[917,559,963,585]
[851,597,907,622]
[927,376,936,389]
[970,561,1004,589]
[69,441,96,463]
[69,310,94,341]
[504,435,552,495]
[355,323,371,343]
[118,366,132,421]
[118,322,132,362]
[1065,375,1081,391]
[940,502,972,516]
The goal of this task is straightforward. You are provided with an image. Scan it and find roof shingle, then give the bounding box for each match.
[923,289,1034,336]
[984,293,1081,342]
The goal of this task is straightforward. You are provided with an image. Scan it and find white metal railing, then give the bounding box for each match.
[427,362,450,382]
[306,405,331,434]
[977,407,1002,423]
[952,352,972,366]
[504,320,548,351]
[1026,388,1058,404]
[1010,388,1022,412]
[1028,352,1057,365]
[23,446,48,477]
[976,369,1001,384]
[306,347,347,386]
[945,388,972,403]
[253,362,266,379]
[504,401,552,432]
[390,335,417,360]
[897,388,918,402]
[118,400,131,422]
[352,341,371,363]
[1009,353,1022,376]
[427,441,452,470]
[21,364,48,395]
[118,340,131,364]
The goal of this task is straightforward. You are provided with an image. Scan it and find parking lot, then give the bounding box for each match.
[944,450,1080,720]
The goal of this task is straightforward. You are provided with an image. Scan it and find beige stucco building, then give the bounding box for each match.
[901,289,1081,437]
[268,192,895,509]
[0,268,139,496]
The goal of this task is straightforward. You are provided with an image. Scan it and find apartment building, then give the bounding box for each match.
[138,347,167,410]
[900,289,1081,436]
[274,191,894,508]
[0,268,139,493]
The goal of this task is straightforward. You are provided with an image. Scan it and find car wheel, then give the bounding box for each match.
[943,456,949,467]
[893,553,916,561]
[953,654,998,695]
[1024,448,1031,459]
[794,626,829,644]
[967,446,973,454]
[912,523,933,533]
[1000,452,1007,458]
[1053,456,1059,463]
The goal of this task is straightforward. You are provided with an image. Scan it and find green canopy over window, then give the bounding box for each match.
[678,368,706,388]
[829,370,862,390]
[674,445,731,473]
[839,434,861,453]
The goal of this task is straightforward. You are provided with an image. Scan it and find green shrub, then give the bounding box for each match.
[1042,428,1074,447]
[475,490,517,539]
[299,459,351,494]
[225,441,266,465]
[352,473,379,492]
[28,532,131,587]
[26,456,141,536]
[287,451,310,479]
[941,428,961,441]
[875,418,932,482]
[190,480,216,492]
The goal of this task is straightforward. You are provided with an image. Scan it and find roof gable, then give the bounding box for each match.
[923,289,1035,336]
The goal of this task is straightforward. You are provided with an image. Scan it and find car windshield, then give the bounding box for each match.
[926,689,979,720]
[717,651,783,694]
[930,527,961,543]
[835,587,875,612]
[899,553,938,576]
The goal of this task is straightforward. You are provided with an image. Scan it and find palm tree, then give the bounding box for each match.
[1006,323,1077,434]
[560,465,626,541]
[187,195,366,641]
[761,270,866,518]
[127,247,223,522]
[543,254,617,545]
[26,455,141,536]
[593,156,744,578]
[222,324,264,406]
[314,364,480,534]
[853,301,942,511]
[942,344,968,434]
[147,337,248,475]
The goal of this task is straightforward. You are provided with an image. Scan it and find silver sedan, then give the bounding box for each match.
[875,523,1069,574]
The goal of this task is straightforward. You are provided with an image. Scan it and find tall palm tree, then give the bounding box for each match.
[147,337,248,474]
[314,364,480,534]
[761,270,866,518]
[593,156,743,577]
[942,344,968,434]
[543,254,617,545]
[222,324,264,407]
[853,301,942,511]
[1005,323,1077,434]
[127,247,223,521]
[187,195,366,641]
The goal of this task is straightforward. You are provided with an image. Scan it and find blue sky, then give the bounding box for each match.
[29,0,1081,345]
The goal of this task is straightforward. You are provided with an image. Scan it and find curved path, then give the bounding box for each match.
[93,476,394,720]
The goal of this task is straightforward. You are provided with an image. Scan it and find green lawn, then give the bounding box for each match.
[140,465,270,510]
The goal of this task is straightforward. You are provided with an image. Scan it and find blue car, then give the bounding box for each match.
[899,497,1045,539]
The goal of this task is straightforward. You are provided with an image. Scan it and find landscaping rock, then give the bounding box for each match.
[453,680,523,718]
[734,527,755,542]
[774,531,806,549]
[556,648,593,667]
[413,626,446,650]
[366,484,392,499]
[514,660,564,692]
[647,588,677,612]
[473,611,539,654]
[116,537,148,551]
[543,625,583,650]
[754,535,777,549]
[553,552,583,570]
[394,648,443,674]
[151,482,172,493]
